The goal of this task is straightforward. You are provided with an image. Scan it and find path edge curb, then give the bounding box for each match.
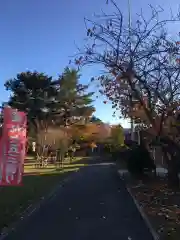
[117,170,159,240]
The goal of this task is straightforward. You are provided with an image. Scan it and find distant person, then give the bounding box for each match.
[90,141,97,155]
[32,141,36,152]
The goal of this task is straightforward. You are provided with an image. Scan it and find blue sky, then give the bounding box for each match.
[0,0,179,128]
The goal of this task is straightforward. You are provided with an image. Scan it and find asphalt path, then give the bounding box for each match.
[4,158,154,240]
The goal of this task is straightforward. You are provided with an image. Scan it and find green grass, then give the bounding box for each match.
[0,159,83,232]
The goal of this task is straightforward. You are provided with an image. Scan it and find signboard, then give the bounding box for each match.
[32,141,36,152]
[0,107,27,186]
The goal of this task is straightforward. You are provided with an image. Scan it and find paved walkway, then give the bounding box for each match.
[5,158,154,240]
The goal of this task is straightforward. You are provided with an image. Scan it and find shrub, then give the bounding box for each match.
[127,143,156,178]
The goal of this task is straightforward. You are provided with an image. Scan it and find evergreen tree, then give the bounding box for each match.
[4,71,55,133]
[52,67,95,126]
[4,68,95,130]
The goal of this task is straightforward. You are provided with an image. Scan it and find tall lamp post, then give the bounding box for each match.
[127,0,135,141]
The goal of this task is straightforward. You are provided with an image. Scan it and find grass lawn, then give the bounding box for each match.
[0,157,85,233]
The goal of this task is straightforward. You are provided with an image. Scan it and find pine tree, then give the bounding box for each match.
[51,67,95,126]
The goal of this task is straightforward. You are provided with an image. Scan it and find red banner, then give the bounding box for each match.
[0,107,27,186]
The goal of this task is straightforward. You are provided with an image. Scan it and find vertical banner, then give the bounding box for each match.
[0,107,27,186]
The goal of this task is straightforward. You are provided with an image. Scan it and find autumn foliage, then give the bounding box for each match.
[70,123,111,142]
[76,0,180,186]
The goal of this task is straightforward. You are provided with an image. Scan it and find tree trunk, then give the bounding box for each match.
[162,143,180,188]
[167,159,179,188]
